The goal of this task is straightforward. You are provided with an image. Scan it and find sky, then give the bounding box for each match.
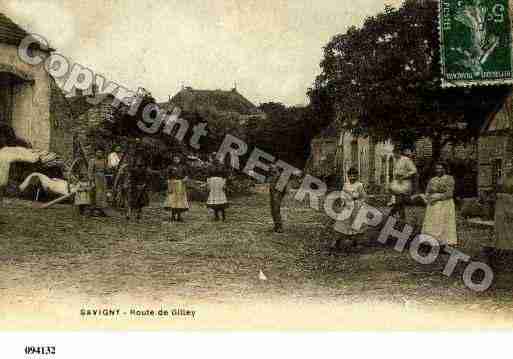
[6,0,402,106]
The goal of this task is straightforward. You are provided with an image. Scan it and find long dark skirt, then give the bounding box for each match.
[129,185,150,210]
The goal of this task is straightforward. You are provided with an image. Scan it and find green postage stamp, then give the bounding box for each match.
[440,0,513,87]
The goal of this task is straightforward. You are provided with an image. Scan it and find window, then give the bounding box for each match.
[380,157,387,184]
[493,158,503,187]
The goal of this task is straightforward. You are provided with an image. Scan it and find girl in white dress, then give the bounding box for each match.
[332,167,367,252]
[206,169,228,221]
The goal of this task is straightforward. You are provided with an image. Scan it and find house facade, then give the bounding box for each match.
[308,127,478,197]
[0,13,58,151]
[307,124,394,190]
[478,95,513,196]
[51,87,120,159]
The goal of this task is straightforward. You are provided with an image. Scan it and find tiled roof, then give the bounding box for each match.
[0,12,52,51]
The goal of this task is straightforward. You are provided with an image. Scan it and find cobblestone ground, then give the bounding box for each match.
[1,193,513,328]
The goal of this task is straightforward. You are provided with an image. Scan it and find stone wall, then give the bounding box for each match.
[49,79,75,159]
[0,42,52,150]
[415,136,477,163]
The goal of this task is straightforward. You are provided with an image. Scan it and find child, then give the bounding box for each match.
[332,167,367,252]
[164,155,189,222]
[206,170,228,221]
[74,172,92,216]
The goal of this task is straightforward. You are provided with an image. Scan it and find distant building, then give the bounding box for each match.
[52,85,121,158]
[158,86,266,160]
[164,86,260,115]
[308,123,339,181]
[307,122,394,190]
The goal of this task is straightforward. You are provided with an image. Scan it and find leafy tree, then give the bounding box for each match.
[314,0,511,161]
[245,103,331,169]
[194,106,247,155]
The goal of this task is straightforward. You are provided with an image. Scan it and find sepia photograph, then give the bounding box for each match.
[2,0,513,348]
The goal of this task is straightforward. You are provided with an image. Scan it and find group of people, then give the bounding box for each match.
[73,146,230,223]
[330,146,458,253]
[70,143,460,249]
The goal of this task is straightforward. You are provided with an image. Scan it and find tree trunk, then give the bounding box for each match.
[431,135,442,163]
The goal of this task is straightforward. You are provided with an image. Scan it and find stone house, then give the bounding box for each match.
[308,126,478,197]
[308,124,339,181]
[478,95,513,196]
[418,138,478,196]
[0,13,61,151]
[307,125,394,190]
[60,87,120,157]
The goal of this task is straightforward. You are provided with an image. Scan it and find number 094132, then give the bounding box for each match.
[24,346,56,355]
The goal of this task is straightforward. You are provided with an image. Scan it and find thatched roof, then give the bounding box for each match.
[166,87,258,115]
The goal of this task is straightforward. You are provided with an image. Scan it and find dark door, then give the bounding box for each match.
[0,73,13,125]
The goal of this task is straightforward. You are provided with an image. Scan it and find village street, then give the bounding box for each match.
[1,192,513,329]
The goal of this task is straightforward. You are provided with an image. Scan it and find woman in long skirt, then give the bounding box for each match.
[88,149,109,217]
[422,162,458,249]
[164,155,189,222]
[331,167,367,252]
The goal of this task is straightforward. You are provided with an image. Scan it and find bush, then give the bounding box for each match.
[187,180,208,202]
[367,183,386,195]
[460,198,490,219]
[226,174,255,198]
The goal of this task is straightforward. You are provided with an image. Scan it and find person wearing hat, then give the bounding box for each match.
[388,146,417,222]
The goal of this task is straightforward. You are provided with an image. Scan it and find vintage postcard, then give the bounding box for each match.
[2,0,513,340]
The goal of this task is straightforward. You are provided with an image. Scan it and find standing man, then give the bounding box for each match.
[389,146,417,222]
[269,164,287,233]
[125,156,151,221]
